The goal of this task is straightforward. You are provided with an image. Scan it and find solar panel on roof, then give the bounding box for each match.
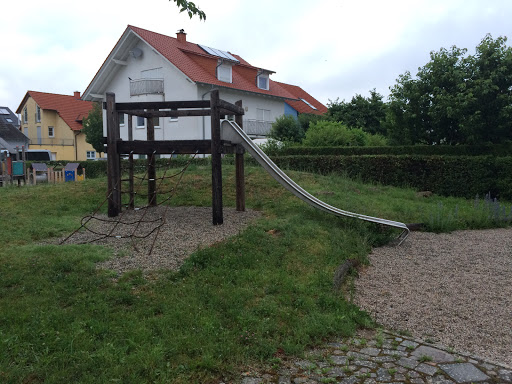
[198,44,239,63]
[0,108,9,114]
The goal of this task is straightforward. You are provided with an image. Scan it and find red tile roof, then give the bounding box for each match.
[274,82,328,115]
[128,26,298,100]
[17,91,94,131]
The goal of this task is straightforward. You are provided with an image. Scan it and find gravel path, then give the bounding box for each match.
[63,206,261,275]
[354,228,512,366]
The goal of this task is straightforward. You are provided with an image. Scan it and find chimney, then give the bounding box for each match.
[74,91,81,100]
[176,29,186,43]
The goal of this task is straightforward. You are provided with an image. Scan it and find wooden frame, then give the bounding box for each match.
[105,90,245,225]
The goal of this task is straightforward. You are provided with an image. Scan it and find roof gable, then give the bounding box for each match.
[17,91,94,131]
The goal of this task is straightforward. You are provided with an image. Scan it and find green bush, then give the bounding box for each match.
[269,115,304,143]
[302,121,387,147]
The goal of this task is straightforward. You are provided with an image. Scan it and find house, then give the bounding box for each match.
[82,26,327,146]
[16,91,100,161]
[0,106,28,154]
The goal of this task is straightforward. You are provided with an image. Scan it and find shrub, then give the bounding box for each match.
[302,121,386,147]
[270,115,304,143]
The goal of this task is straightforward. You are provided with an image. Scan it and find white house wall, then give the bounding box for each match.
[103,39,202,141]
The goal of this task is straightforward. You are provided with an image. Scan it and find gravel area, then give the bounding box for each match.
[62,206,261,275]
[354,228,512,366]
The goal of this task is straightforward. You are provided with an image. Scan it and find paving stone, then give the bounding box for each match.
[439,363,490,383]
[429,375,456,384]
[382,349,408,357]
[340,377,359,384]
[412,346,455,363]
[278,376,291,384]
[416,362,439,376]
[401,339,419,349]
[397,357,419,369]
[480,362,498,371]
[294,359,316,369]
[360,347,381,357]
[410,378,425,384]
[357,360,377,369]
[363,379,378,384]
[498,369,512,382]
[376,367,392,382]
[329,355,347,365]
[374,356,396,363]
[327,367,345,377]
[241,378,262,384]
[347,351,369,360]
[408,370,421,378]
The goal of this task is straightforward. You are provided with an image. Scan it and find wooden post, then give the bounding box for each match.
[106,92,121,217]
[210,90,223,225]
[128,114,135,209]
[235,100,245,212]
[147,111,157,206]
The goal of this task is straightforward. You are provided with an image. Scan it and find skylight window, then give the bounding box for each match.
[300,98,317,110]
[0,108,8,114]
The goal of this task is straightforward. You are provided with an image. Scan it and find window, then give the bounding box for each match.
[168,108,178,122]
[136,116,145,128]
[23,107,28,123]
[6,118,13,123]
[217,63,232,83]
[256,108,271,122]
[152,116,160,128]
[257,73,269,90]
[0,108,8,114]
[300,98,317,110]
[36,106,41,122]
[86,151,96,160]
[48,126,54,137]
[24,127,28,137]
[119,113,125,126]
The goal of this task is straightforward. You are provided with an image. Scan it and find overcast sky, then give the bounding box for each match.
[1,0,510,112]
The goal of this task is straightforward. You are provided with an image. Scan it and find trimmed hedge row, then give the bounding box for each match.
[270,155,512,200]
[268,143,512,157]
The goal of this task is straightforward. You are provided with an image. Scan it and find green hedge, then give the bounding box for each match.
[270,155,512,200]
[268,143,512,157]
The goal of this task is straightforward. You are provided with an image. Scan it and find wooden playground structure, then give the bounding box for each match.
[105,90,246,225]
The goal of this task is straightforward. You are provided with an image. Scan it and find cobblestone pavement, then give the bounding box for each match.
[235,329,512,384]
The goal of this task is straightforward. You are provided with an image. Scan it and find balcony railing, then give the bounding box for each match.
[29,138,74,146]
[243,120,273,137]
[130,78,164,96]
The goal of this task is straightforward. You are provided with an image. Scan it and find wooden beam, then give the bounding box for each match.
[106,92,121,217]
[113,100,211,110]
[118,140,236,154]
[210,90,223,225]
[117,109,212,118]
[218,99,245,115]
[128,114,134,210]
[112,59,128,65]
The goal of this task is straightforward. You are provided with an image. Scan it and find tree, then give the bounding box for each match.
[387,34,512,145]
[328,89,387,136]
[82,103,104,153]
[171,0,206,20]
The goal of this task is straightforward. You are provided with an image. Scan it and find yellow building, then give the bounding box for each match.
[16,91,103,161]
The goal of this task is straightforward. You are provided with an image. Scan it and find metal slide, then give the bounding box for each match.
[221,120,410,245]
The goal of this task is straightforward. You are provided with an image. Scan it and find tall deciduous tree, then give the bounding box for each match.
[328,89,387,136]
[387,34,512,145]
[82,103,104,154]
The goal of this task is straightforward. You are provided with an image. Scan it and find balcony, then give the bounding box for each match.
[30,138,74,146]
[243,120,273,137]
[130,79,164,96]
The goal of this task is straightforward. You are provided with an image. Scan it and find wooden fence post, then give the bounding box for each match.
[128,114,135,209]
[210,90,223,225]
[235,100,245,212]
[106,92,121,217]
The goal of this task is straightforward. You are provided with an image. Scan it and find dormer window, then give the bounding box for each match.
[257,72,269,90]
[217,62,232,83]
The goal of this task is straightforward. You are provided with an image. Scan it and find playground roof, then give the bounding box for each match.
[16,91,94,131]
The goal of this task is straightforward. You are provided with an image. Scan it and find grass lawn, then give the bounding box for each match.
[0,164,510,383]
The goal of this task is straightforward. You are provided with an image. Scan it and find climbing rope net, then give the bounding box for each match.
[60,152,198,255]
